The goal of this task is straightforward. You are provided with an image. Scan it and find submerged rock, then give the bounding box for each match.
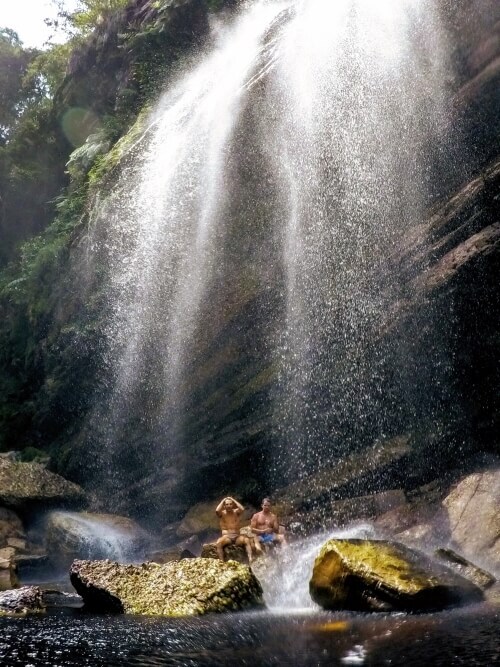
[0,460,86,515]
[0,586,44,615]
[70,557,264,616]
[309,539,483,612]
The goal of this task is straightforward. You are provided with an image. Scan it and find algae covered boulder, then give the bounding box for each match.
[70,557,264,616]
[201,542,249,564]
[310,539,483,612]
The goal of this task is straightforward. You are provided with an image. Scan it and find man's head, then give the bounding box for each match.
[223,497,236,510]
[261,498,272,513]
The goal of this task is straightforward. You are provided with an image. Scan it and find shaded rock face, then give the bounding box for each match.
[0,548,19,592]
[0,461,87,516]
[309,539,483,613]
[70,558,264,616]
[45,512,149,569]
[0,507,24,548]
[176,501,222,538]
[0,586,44,615]
[442,469,500,572]
[434,548,496,591]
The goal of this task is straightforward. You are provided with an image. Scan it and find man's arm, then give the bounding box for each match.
[250,513,268,534]
[215,498,226,517]
[227,496,244,514]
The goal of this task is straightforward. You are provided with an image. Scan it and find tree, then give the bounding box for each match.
[0,29,39,144]
[50,0,130,38]
[0,29,71,265]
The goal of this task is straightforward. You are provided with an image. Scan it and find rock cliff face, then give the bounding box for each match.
[0,0,498,526]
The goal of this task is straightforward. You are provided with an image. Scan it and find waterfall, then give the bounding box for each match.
[268,0,452,480]
[82,0,455,513]
[254,524,376,610]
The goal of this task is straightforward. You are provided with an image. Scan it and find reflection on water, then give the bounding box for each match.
[0,605,498,666]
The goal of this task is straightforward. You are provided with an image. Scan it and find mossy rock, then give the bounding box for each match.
[201,542,249,564]
[310,539,484,612]
[70,557,264,616]
[0,460,87,515]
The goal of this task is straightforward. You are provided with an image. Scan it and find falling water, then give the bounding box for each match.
[254,524,376,610]
[82,0,455,511]
[48,512,142,562]
[267,0,452,480]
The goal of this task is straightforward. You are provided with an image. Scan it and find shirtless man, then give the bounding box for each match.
[251,498,286,554]
[215,496,253,563]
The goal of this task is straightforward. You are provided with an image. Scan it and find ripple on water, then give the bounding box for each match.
[0,605,499,666]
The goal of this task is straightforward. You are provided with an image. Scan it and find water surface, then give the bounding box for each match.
[1,604,498,666]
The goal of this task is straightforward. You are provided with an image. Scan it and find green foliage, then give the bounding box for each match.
[0,28,40,143]
[0,0,237,461]
[0,179,92,452]
[51,0,130,38]
[0,26,74,265]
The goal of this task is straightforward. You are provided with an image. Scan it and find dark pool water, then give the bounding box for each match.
[0,604,499,667]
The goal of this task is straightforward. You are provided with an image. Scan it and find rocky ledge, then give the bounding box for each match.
[70,557,264,616]
[0,459,87,516]
[310,539,484,613]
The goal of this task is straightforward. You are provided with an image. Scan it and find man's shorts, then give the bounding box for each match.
[259,533,275,544]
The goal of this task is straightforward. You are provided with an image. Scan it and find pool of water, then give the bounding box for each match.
[1,603,499,666]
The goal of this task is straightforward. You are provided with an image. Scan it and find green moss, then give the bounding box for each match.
[88,105,152,186]
[317,540,436,593]
[310,539,484,612]
[72,558,264,616]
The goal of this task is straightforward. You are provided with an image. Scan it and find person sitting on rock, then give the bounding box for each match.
[251,498,287,555]
[215,496,253,563]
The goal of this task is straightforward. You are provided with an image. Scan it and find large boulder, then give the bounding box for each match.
[176,501,221,537]
[46,511,149,569]
[309,539,483,612]
[201,542,249,564]
[442,469,500,572]
[0,586,44,615]
[176,500,254,539]
[70,558,264,616]
[0,460,86,515]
